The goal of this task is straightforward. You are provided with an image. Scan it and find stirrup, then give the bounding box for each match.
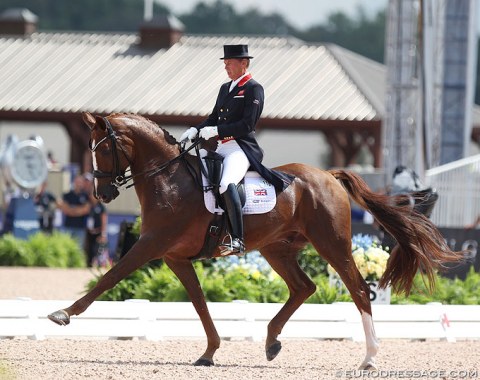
[219,234,245,256]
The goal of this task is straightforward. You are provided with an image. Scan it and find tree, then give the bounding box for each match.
[0,0,169,31]
[178,0,294,36]
[296,7,386,64]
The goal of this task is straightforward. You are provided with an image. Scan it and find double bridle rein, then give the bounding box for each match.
[89,117,200,190]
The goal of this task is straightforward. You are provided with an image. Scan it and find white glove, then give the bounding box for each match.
[199,126,218,140]
[180,127,198,142]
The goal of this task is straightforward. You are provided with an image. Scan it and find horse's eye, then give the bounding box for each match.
[100,146,111,156]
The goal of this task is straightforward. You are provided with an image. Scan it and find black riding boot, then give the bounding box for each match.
[220,183,245,255]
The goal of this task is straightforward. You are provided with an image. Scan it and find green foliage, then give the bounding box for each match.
[392,268,480,305]
[0,232,86,267]
[298,244,329,278]
[82,229,479,306]
[179,0,294,35]
[0,233,34,266]
[0,0,169,31]
[136,265,188,302]
[85,257,480,306]
[130,216,142,238]
[85,255,346,304]
[87,267,151,301]
[86,259,290,303]
[297,8,386,63]
[306,275,350,304]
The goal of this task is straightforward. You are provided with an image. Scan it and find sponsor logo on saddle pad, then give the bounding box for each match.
[203,172,276,214]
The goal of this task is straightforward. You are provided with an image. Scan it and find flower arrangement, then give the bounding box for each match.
[328,234,390,282]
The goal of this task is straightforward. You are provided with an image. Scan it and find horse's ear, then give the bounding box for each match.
[94,116,107,131]
[82,112,96,130]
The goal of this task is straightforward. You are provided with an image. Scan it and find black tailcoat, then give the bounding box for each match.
[196,75,294,191]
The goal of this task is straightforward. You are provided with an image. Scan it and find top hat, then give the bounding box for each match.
[220,44,253,60]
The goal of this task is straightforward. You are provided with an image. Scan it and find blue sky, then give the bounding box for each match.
[158,0,388,30]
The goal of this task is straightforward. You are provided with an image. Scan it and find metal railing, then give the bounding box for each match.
[426,154,480,227]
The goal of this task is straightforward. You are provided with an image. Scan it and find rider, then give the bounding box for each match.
[180,44,293,255]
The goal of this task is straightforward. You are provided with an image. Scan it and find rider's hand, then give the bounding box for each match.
[199,126,218,140]
[180,126,198,142]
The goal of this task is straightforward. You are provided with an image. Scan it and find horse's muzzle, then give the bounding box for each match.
[96,184,120,203]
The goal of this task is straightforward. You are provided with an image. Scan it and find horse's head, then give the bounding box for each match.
[83,112,133,203]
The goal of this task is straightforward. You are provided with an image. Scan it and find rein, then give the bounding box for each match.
[90,117,201,190]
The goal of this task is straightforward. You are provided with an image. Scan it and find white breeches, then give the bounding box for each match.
[216,140,250,194]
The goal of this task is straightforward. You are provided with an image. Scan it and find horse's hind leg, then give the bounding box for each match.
[308,224,379,370]
[338,265,379,370]
[260,240,317,361]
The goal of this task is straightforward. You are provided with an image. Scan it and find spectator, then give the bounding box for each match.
[34,181,57,233]
[57,174,90,245]
[84,177,108,267]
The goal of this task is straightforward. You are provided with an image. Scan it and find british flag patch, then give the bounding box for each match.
[254,189,268,196]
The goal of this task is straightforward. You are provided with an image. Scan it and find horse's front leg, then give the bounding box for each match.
[48,237,154,325]
[164,257,220,366]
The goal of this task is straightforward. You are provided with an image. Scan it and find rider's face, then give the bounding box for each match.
[224,58,247,81]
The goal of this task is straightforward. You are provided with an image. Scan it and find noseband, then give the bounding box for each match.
[89,117,132,188]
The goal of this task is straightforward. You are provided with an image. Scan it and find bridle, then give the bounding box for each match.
[89,116,201,190]
[89,117,133,189]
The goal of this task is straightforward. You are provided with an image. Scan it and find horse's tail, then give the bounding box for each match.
[329,169,465,295]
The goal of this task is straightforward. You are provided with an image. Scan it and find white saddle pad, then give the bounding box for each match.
[203,171,276,214]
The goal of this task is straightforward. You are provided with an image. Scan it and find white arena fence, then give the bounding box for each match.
[426,154,480,227]
[1,299,479,343]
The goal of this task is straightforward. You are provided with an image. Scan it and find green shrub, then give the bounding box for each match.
[130,216,141,237]
[87,267,149,301]
[84,247,480,305]
[136,265,188,302]
[392,268,480,305]
[86,259,290,303]
[0,232,86,267]
[306,275,347,304]
[0,234,34,266]
[298,244,329,278]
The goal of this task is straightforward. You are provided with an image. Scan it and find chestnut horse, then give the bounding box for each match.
[48,112,462,369]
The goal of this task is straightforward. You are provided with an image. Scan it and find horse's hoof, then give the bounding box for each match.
[193,358,214,366]
[266,341,282,361]
[47,310,70,326]
[359,362,377,371]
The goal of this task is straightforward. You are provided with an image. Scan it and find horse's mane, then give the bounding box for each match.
[110,113,178,146]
